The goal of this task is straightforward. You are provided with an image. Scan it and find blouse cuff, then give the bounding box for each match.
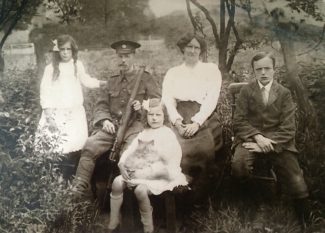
[191,115,205,126]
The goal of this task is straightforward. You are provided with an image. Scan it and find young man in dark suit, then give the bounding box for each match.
[231,52,309,230]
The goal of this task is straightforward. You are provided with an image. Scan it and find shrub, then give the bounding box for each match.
[0,69,97,233]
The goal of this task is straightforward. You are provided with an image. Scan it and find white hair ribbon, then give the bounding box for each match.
[52,39,59,51]
[142,99,150,112]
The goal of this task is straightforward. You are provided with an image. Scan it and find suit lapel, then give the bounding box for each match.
[250,81,265,107]
[268,81,279,106]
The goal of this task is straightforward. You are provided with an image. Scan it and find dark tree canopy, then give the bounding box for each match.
[0,0,43,49]
[79,0,154,40]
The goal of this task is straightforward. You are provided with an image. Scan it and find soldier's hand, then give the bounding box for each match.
[242,142,263,153]
[253,134,277,153]
[102,120,115,134]
[132,100,141,111]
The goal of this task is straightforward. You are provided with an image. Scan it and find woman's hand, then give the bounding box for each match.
[183,122,200,138]
[102,119,115,134]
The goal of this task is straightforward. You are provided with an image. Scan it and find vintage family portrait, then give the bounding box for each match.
[0,0,324,232]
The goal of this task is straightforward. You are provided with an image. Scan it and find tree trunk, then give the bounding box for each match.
[218,0,227,74]
[277,33,314,118]
[0,53,4,76]
[104,0,108,25]
[277,30,319,153]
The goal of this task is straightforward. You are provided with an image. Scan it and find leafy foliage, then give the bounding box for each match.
[0,0,43,49]
[0,69,97,233]
[47,0,84,24]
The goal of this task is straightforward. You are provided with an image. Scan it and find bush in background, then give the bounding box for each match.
[0,69,98,233]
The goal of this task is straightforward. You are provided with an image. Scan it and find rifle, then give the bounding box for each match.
[104,66,146,197]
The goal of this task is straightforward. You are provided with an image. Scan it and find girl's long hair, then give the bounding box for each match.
[52,34,79,81]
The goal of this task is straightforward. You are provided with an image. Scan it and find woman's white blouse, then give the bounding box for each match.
[162,61,222,125]
[40,60,100,109]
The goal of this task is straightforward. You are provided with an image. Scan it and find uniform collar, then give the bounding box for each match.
[118,65,137,82]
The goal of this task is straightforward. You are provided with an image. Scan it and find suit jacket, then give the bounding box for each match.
[92,69,161,130]
[233,80,298,153]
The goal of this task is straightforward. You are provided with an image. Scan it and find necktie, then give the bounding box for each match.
[261,87,268,106]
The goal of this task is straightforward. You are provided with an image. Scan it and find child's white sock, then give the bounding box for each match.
[139,203,154,233]
[108,193,123,230]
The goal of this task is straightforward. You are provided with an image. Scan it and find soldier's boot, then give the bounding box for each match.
[71,155,95,199]
[108,193,123,232]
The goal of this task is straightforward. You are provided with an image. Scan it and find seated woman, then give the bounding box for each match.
[162,32,223,201]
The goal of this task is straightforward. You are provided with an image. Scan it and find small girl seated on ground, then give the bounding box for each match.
[108,98,188,233]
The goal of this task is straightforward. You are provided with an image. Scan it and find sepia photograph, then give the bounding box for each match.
[0,0,325,232]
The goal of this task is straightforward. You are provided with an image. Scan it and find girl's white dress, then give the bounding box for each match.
[35,60,100,154]
[118,126,188,195]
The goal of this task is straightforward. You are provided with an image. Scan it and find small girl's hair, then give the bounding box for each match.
[52,34,79,81]
[142,98,169,128]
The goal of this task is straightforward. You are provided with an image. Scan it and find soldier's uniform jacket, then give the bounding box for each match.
[93,68,161,132]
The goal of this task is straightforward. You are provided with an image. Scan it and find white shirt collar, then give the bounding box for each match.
[258,80,273,92]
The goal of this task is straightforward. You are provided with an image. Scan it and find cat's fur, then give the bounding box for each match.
[124,139,166,179]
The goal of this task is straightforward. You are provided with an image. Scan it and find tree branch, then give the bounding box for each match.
[189,0,220,47]
[224,0,236,52]
[0,0,14,25]
[225,0,232,41]
[186,0,197,32]
[226,0,243,71]
[0,0,6,23]
[297,23,325,56]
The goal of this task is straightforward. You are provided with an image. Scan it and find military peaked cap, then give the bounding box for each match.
[111,40,141,54]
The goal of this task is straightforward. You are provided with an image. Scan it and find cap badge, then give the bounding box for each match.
[122,44,127,48]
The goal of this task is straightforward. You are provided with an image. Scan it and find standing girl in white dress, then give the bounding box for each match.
[107,98,187,233]
[35,34,106,155]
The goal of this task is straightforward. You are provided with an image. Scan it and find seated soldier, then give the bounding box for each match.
[71,40,160,198]
[231,51,309,229]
